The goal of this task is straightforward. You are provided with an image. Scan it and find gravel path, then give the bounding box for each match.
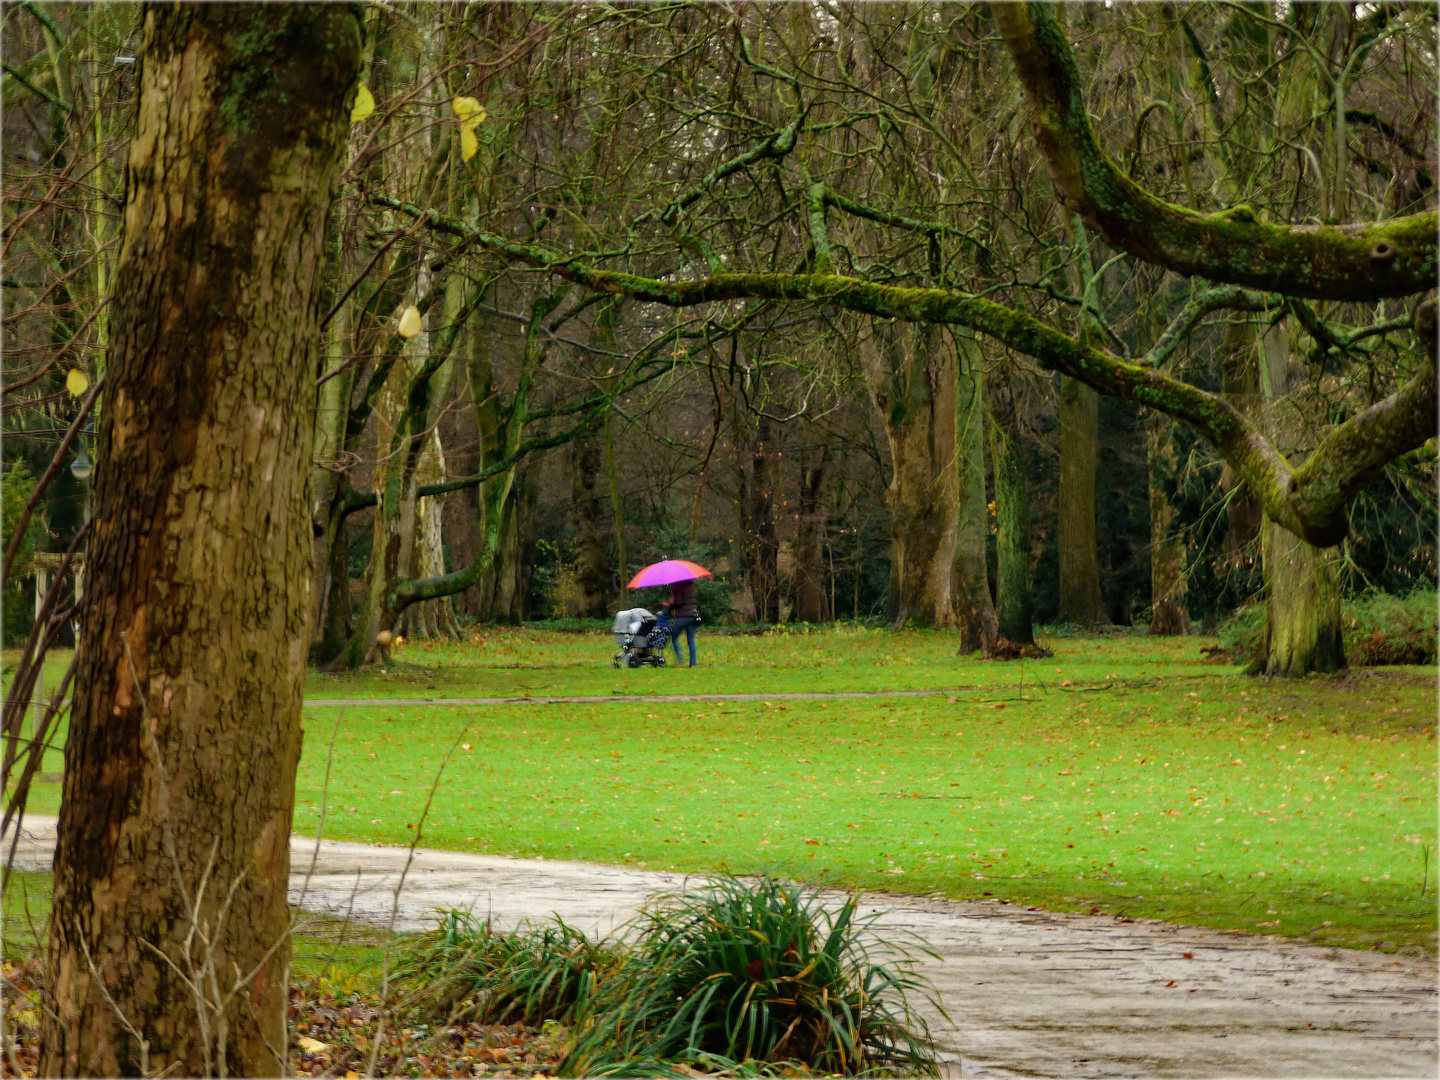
[9,815,1435,1078]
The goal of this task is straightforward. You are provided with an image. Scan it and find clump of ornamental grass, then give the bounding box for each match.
[395,911,625,1025]
[395,874,942,1078]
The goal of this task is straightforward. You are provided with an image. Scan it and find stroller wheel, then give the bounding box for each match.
[626,653,640,668]
[656,655,666,667]
[612,656,621,669]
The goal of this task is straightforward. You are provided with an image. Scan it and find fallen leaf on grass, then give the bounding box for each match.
[298,1037,330,1054]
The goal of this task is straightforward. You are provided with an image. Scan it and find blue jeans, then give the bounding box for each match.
[668,616,698,666]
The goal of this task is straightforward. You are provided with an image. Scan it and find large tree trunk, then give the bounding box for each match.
[42,6,360,1076]
[1255,324,1345,675]
[1056,376,1108,626]
[954,334,997,654]
[858,320,959,628]
[792,441,831,623]
[570,429,609,618]
[1259,522,1344,675]
[746,412,780,623]
[1146,412,1190,636]
[988,367,1034,646]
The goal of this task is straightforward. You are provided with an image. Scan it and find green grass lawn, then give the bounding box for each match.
[6,629,1437,954]
[299,623,1219,699]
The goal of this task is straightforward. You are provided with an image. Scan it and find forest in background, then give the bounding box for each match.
[4,1,1436,669]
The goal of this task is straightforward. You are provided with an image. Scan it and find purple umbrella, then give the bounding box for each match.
[627,559,713,589]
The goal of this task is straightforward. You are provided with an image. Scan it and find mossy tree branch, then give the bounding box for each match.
[374,189,1436,546]
[992,2,1437,302]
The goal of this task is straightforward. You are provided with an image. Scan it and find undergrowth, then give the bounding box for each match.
[1221,588,1437,668]
[398,874,940,1078]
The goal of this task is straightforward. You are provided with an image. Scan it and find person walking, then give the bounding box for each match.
[660,578,700,667]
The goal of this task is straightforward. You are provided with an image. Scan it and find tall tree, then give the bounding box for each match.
[42,5,362,1075]
[1056,374,1106,626]
[988,364,1034,646]
[953,334,997,654]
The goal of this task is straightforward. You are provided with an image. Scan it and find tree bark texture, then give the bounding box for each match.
[42,6,362,1076]
[858,320,959,628]
[988,367,1034,645]
[1056,375,1107,627]
[1146,412,1190,636]
[954,335,997,654]
[1260,520,1345,675]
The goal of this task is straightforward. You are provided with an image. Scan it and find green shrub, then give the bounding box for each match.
[397,874,940,1078]
[1217,602,1268,667]
[1218,590,1438,668]
[1343,589,1438,666]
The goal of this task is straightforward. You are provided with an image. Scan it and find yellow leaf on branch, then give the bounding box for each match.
[452,95,485,126]
[397,305,422,338]
[66,369,89,396]
[350,83,375,124]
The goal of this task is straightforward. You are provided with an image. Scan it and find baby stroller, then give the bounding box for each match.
[612,607,671,668]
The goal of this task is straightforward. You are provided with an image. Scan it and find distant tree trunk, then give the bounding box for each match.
[315,485,357,660]
[310,297,353,647]
[792,441,831,622]
[747,412,780,623]
[954,335,997,654]
[1146,412,1190,636]
[571,428,609,618]
[442,367,483,620]
[988,367,1034,645]
[42,6,361,1076]
[858,319,959,628]
[398,431,460,639]
[1057,376,1107,627]
[1220,320,1264,558]
[605,409,628,608]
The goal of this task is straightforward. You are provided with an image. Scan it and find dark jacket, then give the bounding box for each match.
[669,579,699,619]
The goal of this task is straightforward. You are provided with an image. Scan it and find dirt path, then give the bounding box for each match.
[9,815,1434,1078]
